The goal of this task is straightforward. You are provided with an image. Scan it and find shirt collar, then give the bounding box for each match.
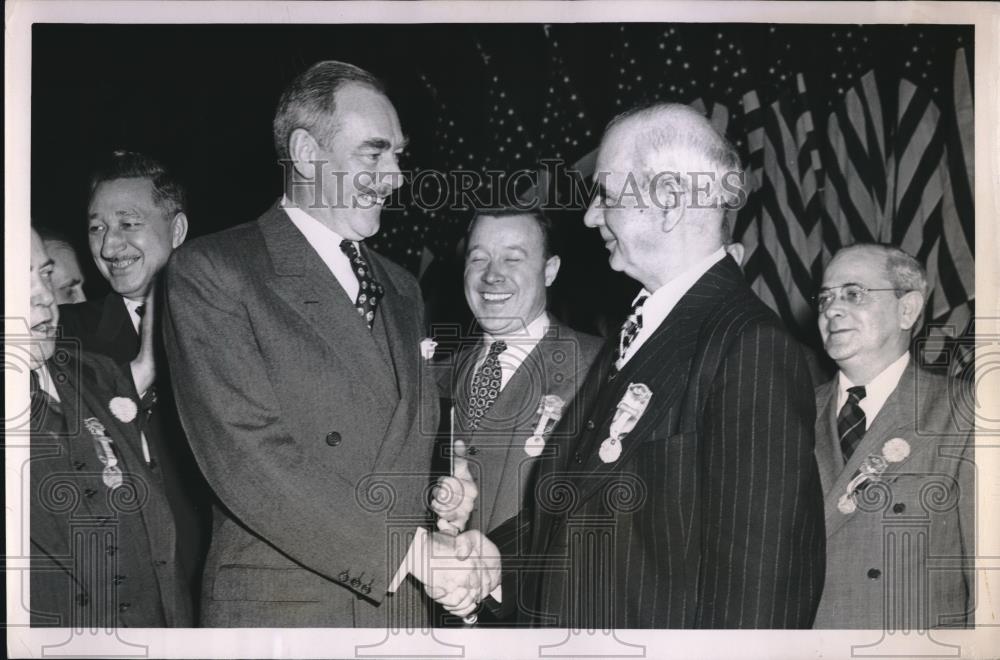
[483,311,551,346]
[35,362,61,403]
[635,247,727,331]
[837,351,910,422]
[281,196,351,247]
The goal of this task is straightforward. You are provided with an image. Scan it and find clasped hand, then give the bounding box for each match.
[413,529,500,618]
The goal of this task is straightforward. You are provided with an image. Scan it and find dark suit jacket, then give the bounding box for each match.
[59,293,208,617]
[492,255,826,628]
[448,321,602,534]
[812,361,975,628]
[29,347,192,627]
[162,202,440,627]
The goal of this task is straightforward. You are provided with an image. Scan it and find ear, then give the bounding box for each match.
[543,255,561,287]
[170,212,189,248]
[288,128,320,180]
[650,173,686,233]
[898,290,925,331]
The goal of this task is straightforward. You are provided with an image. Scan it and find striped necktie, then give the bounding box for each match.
[613,293,649,371]
[838,385,867,462]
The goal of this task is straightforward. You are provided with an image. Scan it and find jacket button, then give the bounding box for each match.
[73,461,85,471]
[148,459,158,470]
[154,559,167,567]
[113,574,126,585]
[585,420,595,430]
[574,452,583,464]
[350,577,361,588]
[867,568,881,580]
[326,432,342,447]
[467,446,479,456]
[893,503,905,514]
[118,602,131,612]
[106,545,118,556]
[76,594,89,606]
[361,584,371,595]
[338,570,350,582]
[83,488,96,498]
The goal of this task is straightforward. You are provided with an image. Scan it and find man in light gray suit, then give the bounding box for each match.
[432,209,602,541]
[812,243,974,629]
[163,60,497,627]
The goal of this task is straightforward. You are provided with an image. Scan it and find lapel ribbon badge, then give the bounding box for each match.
[524,394,566,457]
[83,417,123,489]
[598,383,652,464]
[837,437,912,514]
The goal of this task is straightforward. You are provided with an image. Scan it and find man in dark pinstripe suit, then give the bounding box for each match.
[490,103,826,628]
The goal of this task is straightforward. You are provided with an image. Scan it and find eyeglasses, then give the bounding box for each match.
[813,284,912,312]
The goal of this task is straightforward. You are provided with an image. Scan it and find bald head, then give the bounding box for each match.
[604,103,745,212]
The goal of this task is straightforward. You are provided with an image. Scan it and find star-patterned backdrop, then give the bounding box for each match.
[32,23,973,371]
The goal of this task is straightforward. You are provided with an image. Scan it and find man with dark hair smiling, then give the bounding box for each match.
[58,149,205,618]
[163,60,498,627]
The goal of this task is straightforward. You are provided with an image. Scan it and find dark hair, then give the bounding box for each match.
[467,207,556,258]
[34,224,75,245]
[90,150,186,216]
[272,60,387,162]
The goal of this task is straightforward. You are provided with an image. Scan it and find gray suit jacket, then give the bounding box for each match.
[449,321,601,534]
[162,203,439,627]
[812,360,975,628]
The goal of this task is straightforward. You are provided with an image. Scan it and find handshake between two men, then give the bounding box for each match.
[410,440,499,619]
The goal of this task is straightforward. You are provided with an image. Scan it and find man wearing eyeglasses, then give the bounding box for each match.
[812,243,974,629]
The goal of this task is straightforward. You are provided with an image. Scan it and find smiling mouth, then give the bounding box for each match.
[481,292,513,303]
[107,256,139,272]
[32,319,55,336]
[357,192,387,207]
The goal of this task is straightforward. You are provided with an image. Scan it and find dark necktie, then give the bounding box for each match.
[135,304,145,318]
[467,340,507,429]
[613,293,649,370]
[340,240,384,330]
[838,385,867,462]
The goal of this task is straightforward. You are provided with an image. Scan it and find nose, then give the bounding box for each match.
[481,260,505,284]
[31,276,55,310]
[379,154,405,194]
[100,227,126,258]
[583,198,603,228]
[822,296,846,320]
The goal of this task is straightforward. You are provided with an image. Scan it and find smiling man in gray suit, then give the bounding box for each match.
[812,243,974,629]
[163,61,497,627]
[432,208,602,544]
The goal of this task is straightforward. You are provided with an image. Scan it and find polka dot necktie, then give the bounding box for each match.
[340,240,384,330]
[467,340,507,429]
[613,293,649,371]
[838,385,867,462]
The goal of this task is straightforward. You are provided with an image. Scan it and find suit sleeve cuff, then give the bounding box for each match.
[388,526,427,592]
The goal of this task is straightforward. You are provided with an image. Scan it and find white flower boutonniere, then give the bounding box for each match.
[881,437,911,463]
[109,396,138,423]
[598,383,652,463]
[420,338,438,361]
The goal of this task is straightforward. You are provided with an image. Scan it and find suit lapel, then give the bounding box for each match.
[258,206,398,407]
[369,254,424,471]
[814,380,841,493]
[824,361,918,538]
[96,295,139,358]
[569,266,724,507]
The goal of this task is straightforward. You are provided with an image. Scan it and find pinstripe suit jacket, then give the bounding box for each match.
[492,255,826,628]
[162,203,438,627]
[812,361,975,628]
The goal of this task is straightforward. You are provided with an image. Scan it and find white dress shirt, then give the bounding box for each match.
[282,198,359,302]
[836,351,910,430]
[619,247,727,367]
[122,297,144,335]
[474,312,551,392]
[33,363,61,402]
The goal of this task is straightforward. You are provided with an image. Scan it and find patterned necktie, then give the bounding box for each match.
[613,293,649,370]
[838,385,867,462]
[467,340,507,429]
[340,240,384,330]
